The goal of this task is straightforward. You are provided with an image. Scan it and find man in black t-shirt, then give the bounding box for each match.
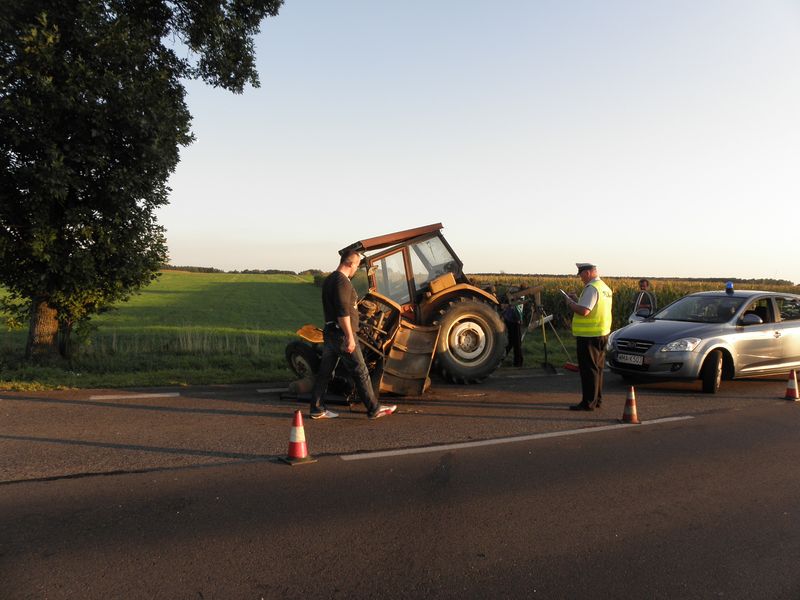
[309,250,397,420]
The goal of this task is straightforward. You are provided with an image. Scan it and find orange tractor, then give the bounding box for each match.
[286,223,540,395]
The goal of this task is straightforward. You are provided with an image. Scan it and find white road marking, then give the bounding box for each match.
[257,387,289,394]
[89,392,181,400]
[340,415,694,461]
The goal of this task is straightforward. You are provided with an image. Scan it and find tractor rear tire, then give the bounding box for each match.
[433,297,506,384]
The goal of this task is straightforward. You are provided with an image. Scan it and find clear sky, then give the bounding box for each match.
[159,0,800,284]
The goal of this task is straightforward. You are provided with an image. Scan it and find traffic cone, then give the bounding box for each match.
[281,410,317,465]
[620,386,641,424]
[785,370,799,401]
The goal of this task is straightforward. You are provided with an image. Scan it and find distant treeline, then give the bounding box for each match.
[162,265,225,273]
[162,265,324,276]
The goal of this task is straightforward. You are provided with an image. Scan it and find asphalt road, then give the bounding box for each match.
[2,368,799,598]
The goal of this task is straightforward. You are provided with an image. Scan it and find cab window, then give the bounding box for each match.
[409,237,458,291]
[372,251,410,305]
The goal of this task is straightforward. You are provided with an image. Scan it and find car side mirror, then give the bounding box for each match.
[635,308,652,318]
[741,313,763,326]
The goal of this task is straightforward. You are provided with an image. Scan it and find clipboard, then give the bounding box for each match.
[559,288,572,301]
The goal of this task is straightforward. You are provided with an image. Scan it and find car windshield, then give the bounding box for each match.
[654,295,746,324]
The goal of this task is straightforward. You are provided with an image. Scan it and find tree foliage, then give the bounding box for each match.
[0,0,283,357]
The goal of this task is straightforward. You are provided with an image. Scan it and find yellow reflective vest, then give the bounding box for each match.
[572,279,613,337]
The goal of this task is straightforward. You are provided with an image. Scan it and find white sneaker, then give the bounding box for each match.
[368,404,397,419]
[310,409,339,420]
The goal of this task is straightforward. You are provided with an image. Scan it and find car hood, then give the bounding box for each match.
[612,319,723,344]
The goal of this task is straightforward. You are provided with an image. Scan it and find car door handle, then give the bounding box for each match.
[774,331,782,338]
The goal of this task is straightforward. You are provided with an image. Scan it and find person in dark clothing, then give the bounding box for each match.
[502,288,524,367]
[628,278,657,322]
[309,250,396,420]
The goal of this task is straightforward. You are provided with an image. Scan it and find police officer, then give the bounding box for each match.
[564,263,613,411]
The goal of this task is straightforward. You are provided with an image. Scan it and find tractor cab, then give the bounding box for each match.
[341,223,467,321]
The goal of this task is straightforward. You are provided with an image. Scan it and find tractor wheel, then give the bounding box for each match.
[433,297,506,384]
[285,341,321,378]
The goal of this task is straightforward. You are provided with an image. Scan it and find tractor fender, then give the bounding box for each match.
[419,284,499,324]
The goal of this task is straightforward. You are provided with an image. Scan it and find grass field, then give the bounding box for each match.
[1,271,796,389]
[0,271,322,389]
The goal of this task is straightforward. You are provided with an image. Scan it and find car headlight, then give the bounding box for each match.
[660,338,701,352]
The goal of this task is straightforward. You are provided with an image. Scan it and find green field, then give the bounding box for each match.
[1,270,796,390]
[0,271,323,389]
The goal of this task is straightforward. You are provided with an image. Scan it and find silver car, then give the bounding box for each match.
[607,289,800,393]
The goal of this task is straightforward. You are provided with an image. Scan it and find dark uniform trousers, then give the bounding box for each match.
[505,319,523,367]
[576,335,608,407]
[311,324,378,413]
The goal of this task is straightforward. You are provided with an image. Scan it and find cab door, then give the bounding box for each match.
[369,249,415,318]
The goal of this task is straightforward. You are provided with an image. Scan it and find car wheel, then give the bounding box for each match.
[701,349,723,394]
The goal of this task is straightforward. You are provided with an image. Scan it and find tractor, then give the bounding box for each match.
[286,223,534,395]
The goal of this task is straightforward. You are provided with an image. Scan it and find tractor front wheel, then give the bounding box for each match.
[285,340,321,378]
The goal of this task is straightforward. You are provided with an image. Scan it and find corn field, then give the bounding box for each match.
[468,274,799,332]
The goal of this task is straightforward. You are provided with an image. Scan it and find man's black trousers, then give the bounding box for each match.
[576,335,608,407]
[310,326,378,413]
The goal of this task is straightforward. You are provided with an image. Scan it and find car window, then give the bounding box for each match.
[776,296,800,321]
[742,298,774,323]
[655,295,745,323]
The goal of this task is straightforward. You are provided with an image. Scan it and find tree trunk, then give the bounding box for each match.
[25,298,60,359]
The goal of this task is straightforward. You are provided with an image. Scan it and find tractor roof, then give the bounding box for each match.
[339,223,443,256]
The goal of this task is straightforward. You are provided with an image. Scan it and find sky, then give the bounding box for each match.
[159,0,800,284]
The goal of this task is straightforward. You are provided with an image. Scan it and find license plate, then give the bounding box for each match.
[617,353,644,366]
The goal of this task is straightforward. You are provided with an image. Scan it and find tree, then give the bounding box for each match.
[0,0,283,358]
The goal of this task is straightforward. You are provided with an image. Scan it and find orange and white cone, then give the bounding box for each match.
[620,386,641,424]
[281,410,317,465]
[785,370,799,401]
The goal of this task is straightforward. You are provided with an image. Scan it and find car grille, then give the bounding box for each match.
[615,338,654,353]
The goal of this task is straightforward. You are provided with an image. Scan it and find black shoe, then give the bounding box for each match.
[569,403,593,411]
